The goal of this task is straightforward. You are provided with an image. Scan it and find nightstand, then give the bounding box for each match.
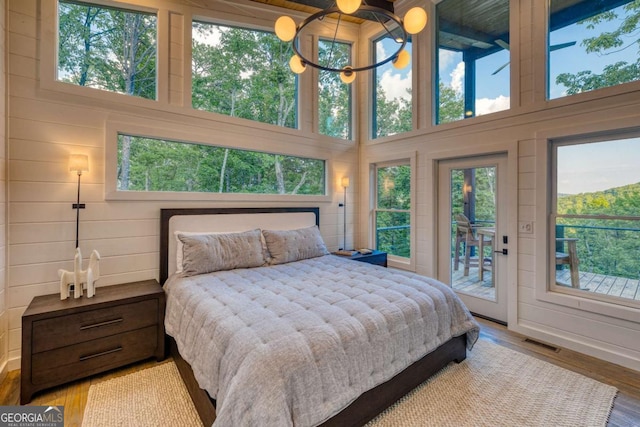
[21,279,165,404]
[336,250,387,267]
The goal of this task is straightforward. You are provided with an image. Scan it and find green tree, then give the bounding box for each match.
[556,1,640,94]
[438,82,465,124]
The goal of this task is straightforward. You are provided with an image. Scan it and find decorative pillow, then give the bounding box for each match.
[174,231,222,274]
[262,226,329,265]
[178,229,266,276]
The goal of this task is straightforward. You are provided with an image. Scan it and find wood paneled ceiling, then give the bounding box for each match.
[248,0,396,23]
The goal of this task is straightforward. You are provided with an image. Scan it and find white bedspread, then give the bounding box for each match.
[164,255,479,427]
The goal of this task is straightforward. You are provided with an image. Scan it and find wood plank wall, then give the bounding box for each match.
[0,0,7,380]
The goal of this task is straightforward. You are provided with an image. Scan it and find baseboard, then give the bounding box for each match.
[7,355,20,372]
[511,320,640,372]
[0,359,7,383]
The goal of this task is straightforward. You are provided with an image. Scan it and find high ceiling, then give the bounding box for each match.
[248,0,396,23]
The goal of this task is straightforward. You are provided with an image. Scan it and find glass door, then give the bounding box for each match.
[437,154,508,323]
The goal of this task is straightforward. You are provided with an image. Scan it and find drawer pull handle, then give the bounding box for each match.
[79,347,123,361]
[80,318,123,330]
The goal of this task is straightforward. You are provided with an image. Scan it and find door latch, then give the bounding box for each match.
[494,249,508,255]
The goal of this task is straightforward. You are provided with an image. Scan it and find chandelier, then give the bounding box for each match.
[274,0,428,84]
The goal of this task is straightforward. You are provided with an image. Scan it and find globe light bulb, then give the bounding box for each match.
[336,0,362,15]
[275,16,297,42]
[404,7,428,34]
[289,55,306,74]
[340,66,356,84]
[392,49,410,69]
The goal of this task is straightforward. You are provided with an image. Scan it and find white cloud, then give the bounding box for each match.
[379,69,412,102]
[377,42,387,61]
[450,61,465,93]
[476,95,510,115]
[439,49,458,71]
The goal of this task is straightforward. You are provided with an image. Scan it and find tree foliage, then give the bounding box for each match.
[117,135,325,195]
[557,182,640,279]
[192,22,296,128]
[555,1,640,95]
[57,1,156,98]
[376,165,411,257]
[318,41,352,139]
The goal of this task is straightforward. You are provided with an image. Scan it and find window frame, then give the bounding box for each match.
[369,154,417,270]
[190,18,300,130]
[370,32,414,140]
[105,120,332,202]
[546,0,640,102]
[317,37,353,141]
[42,0,162,105]
[534,120,640,323]
[548,133,640,310]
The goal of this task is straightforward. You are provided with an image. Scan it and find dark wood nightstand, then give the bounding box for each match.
[335,250,387,267]
[21,279,165,404]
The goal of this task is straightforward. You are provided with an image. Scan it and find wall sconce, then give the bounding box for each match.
[69,154,89,248]
[341,177,350,251]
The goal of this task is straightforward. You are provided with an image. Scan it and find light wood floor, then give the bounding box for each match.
[2,319,639,426]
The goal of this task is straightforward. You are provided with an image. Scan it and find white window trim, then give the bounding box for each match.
[104,119,333,202]
[534,119,640,323]
[41,0,165,105]
[366,152,417,271]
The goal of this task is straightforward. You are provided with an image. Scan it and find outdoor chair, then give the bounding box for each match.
[555,238,580,288]
[454,214,493,277]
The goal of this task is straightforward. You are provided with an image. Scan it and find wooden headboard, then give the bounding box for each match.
[159,207,320,284]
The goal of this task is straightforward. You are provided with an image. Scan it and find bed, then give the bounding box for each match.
[160,207,479,427]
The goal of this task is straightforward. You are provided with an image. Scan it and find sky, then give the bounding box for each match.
[557,137,640,195]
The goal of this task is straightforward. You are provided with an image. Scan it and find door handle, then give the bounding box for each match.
[494,249,508,255]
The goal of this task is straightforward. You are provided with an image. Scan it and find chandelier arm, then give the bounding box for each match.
[292,5,407,74]
[327,12,343,69]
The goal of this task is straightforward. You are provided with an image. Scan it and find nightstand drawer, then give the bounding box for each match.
[32,299,158,353]
[32,325,158,385]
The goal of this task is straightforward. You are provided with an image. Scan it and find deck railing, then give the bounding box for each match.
[556,223,640,280]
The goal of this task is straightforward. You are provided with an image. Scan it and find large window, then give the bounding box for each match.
[551,134,640,305]
[548,0,640,100]
[57,0,157,99]
[117,134,324,195]
[372,35,413,139]
[436,0,510,124]
[192,21,297,129]
[318,39,352,140]
[374,163,411,258]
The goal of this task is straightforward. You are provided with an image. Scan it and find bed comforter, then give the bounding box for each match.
[164,255,479,427]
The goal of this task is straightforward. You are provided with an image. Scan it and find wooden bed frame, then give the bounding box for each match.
[160,207,467,426]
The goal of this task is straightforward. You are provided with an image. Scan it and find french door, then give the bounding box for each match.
[437,154,508,323]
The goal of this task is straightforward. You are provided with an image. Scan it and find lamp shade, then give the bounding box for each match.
[275,16,297,42]
[392,49,411,69]
[341,176,350,188]
[336,0,361,14]
[404,7,428,35]
[289,55,307,74]
[339,67,356,84]
[69,154,89,174]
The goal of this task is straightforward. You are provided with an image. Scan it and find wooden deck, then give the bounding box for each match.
[556,269,640,300]
[451,265,495,300]
[450,264,640,302]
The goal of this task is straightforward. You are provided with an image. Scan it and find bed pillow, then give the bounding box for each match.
[177,229,266,276]
[262,226,329,265]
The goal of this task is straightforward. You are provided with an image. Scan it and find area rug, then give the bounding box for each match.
[82,340,617,427]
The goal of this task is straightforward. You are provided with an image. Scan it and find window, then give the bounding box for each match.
[192,21,297,129]
[372,35,413,139]
[374,163,411,258]
[436,0,510,124]
[548,0,640,100]
[318,39,352,140]
[551,134,640,306]
[57,1,157,99]
[117,134,325,195]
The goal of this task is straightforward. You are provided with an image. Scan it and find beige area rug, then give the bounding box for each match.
[82,340,617,427]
